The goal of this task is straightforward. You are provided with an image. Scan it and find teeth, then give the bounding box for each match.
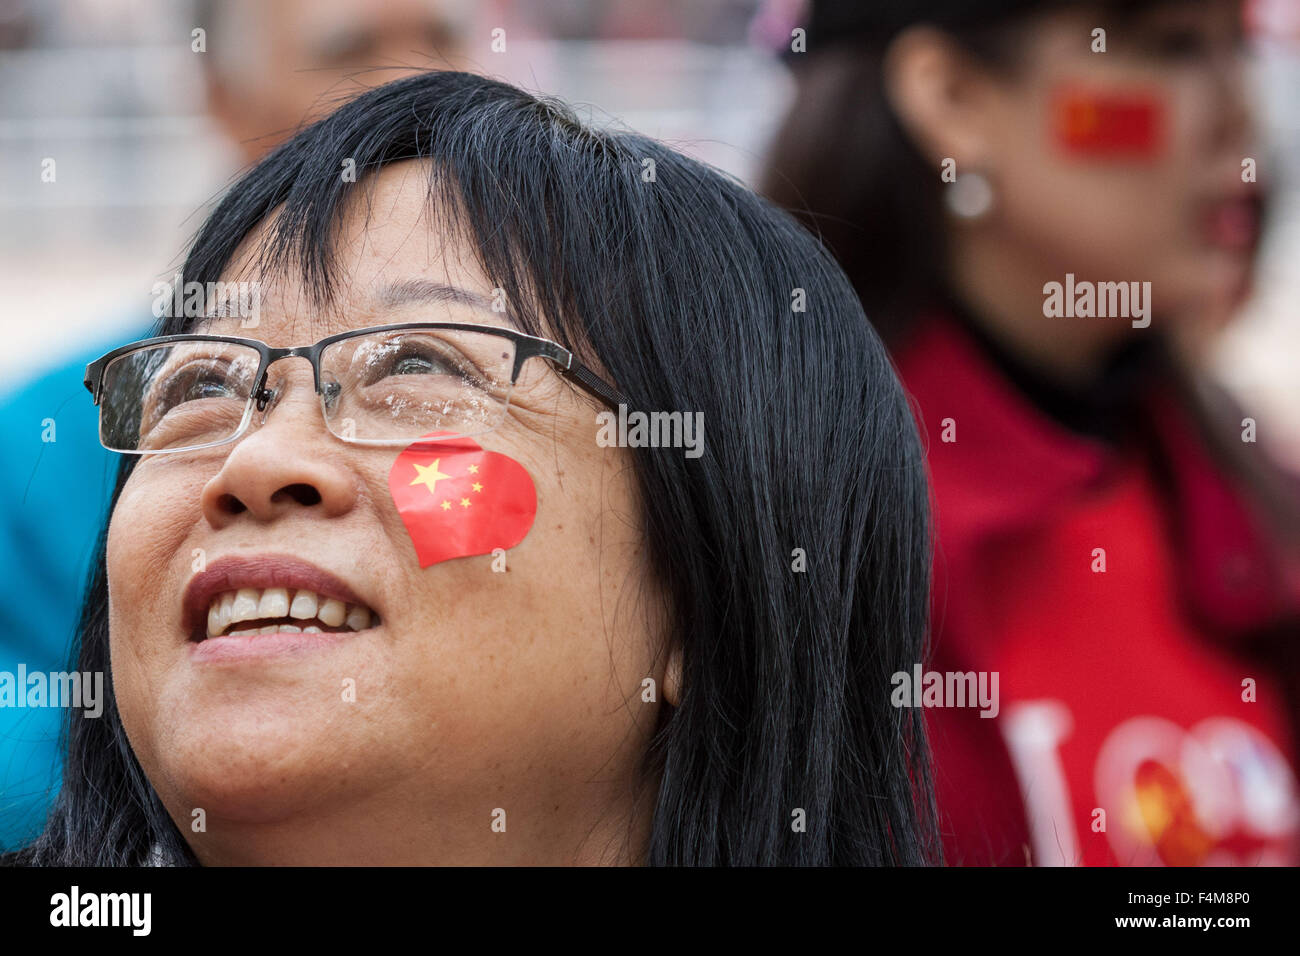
[289,590,318,619]
[318,598,346,627]
[231,588,259,621]
[258,587,289,619]
[346,605,371,631]
[204,585,377,637]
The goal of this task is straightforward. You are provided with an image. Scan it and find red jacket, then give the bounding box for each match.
[895,313,1300,866]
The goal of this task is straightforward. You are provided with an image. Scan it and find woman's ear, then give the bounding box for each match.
[883,25,998,169]
[663,643,683,708]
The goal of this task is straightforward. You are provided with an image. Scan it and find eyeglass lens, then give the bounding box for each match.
[98,329,518,452]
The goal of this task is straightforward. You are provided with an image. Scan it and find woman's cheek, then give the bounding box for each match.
[108,466,208,628]
[106,470,193,697]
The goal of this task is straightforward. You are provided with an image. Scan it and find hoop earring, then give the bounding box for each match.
[946,171,994,220]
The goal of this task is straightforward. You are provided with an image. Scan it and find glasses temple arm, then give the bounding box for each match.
[563,360,631,412]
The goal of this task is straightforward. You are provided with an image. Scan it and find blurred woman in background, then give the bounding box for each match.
[766,0,1300,865]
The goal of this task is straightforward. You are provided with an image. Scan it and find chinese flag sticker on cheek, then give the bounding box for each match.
[1053,85,1165,158]
[388,432,538,568]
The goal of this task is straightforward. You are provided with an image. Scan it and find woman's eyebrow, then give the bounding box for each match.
[371,279,517,326]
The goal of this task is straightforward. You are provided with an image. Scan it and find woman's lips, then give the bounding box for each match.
[182,554,380,650]
[1202,195,1261,251]
[189,628,363,663]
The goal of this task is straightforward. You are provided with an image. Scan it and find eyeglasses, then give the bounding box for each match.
[84,322,628,455]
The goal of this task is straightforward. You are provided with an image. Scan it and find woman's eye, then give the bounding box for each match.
[184,376,233,399]
[372,344,466,380]
[161,365,236,405]
[390,353,449,376]
[1146,28,1209,60]
[139,362,242,436]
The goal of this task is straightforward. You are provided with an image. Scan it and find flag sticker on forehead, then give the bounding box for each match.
[388,431,537,568]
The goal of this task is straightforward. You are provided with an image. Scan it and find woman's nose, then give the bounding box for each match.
[199,381,358,525]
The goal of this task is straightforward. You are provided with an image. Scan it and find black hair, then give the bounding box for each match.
[12,70,937,866]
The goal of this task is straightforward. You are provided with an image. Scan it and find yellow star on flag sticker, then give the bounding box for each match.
[440,500,451,511]
[410,459,452,495]
[460,497,471,508]
[467,464,479,474]
[472,482,483,493]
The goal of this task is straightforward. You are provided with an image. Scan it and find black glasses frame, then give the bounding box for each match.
[85,321,630,453]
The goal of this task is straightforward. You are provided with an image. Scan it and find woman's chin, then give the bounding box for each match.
[155,725,364,825]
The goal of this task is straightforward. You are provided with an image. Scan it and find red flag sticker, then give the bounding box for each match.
[388,431,537,568]
[1052,85,1164,158]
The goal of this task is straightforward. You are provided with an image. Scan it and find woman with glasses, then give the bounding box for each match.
[5,71,937,866]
